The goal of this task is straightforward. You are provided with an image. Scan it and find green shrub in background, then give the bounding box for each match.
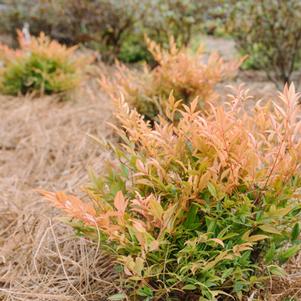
[144,0,211,46]
[202,0,235,37]
[118,35,152,64]
[0,31,89,96]
[0,0,230,63]
[228,0,301,86]
[0,0,55,46]
[41,84,301,300]
[0,0,144,62]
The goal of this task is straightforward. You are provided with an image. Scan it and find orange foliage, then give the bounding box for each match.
[40,83,301,238]
[40,83,301,299]
[101,37,243,121]
[0,31,91,95]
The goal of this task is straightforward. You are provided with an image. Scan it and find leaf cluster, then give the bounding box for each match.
[101,37,242,122]
[0,31,89,96]
[41,83,301,300]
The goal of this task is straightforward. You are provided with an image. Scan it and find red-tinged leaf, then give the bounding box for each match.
[114,191,127,214]
[149,240,160,251]
[209,238,225,247]
[149,197,164,220]
[38,190,96,225]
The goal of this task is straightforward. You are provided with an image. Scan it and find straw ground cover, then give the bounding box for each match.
[0,75,121,301]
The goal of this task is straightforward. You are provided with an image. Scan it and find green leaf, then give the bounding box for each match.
[279,245,300,263]
[207,183,217,198]
[221,268,234,280]
[108,293,127,300]
[233,281,244,293]
[291,223,300,242]
[259,224,281,235]
[268,265,285,276]
[265,243,276,263]
[184,203,198,229]
[182,284,197,290]
[137,286,153,297]
[149,198,164,220]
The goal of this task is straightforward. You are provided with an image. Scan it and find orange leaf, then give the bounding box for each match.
[114,191,128,214]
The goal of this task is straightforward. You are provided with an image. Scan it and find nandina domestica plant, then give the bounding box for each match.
[0,31,90,96]
[40,84,301,300]
[101,37,242,122]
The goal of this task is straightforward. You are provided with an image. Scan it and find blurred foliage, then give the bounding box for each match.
[0,31,89,96]
[101,37,241,122]
[228,0,301,86]
[144,0,211,46]
[202,1,234,37]
[0,0,230,63]
[118,35,152,64]
[0,0,144,62]
[0,0,55,45]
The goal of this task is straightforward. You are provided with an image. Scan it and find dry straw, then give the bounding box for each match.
[0,78,119,301]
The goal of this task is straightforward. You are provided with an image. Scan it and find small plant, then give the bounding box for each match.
[0,31,89,96]
[102,37,242,121]
[41,83,301,300]
[228,0,301,86]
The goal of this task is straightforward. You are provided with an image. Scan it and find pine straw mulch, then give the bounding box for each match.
[0,78,122,301]
[0,67,300,300]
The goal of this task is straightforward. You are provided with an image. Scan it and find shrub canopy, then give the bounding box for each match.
[0,31,89,96]
[41,84,301,300]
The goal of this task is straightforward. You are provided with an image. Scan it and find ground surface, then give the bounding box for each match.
[0,77,120,301]
[0,37,300,301]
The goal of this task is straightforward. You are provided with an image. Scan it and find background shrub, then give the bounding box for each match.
[0,0,144,62]
[101,37,242,121]
[144,0,210,46]
[0,0,229,63]
[54,0,145,61]
[0,31,89,96]
[228,0,301,86]
[41,84,301,300]
[0,0,55,46]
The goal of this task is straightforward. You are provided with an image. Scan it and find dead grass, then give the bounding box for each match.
[0,74,120,301]
[269,253,301,300]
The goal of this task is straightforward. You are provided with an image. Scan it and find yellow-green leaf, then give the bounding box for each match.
[209,238,225,247]
[149,198,164,220]
[259,224,281,235]
[247,234,269,242]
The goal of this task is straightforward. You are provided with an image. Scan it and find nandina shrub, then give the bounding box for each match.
[41,84,301,300]
[101,37,242,121]
[0,31,89,96]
